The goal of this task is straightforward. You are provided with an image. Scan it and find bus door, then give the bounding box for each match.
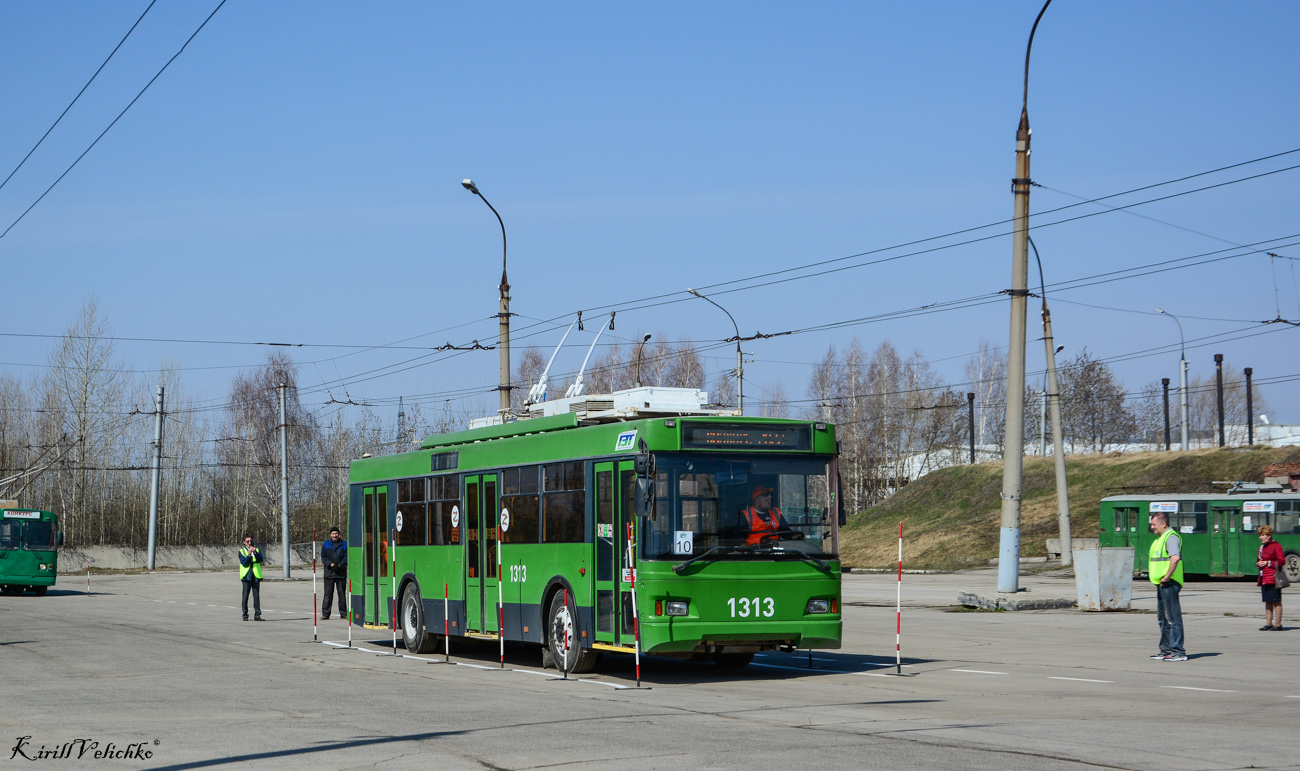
[1210,506,1243,576]
[1114,507,1140,547]
[464,474,500,634]
[362,484,392,626]
[594,461,638,647]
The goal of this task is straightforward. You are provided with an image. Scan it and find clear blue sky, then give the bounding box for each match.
[2,1,1298,424]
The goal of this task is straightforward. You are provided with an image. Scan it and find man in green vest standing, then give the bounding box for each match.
[239,534,264,621]
[1148,512,1186,661]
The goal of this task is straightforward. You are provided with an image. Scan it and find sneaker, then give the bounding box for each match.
[1274,626,1285,631]
[1164,654,1188,662]
[1149,653,1168,659]
[1261,625,1275,631]
[322,616,330,621]
[254,617,265,622]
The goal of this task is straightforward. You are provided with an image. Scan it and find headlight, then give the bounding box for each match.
[666,601,689,616]
[806,599,830,614]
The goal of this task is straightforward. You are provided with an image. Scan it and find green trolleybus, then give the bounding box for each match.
[347,387,842,671]
[1099,492,1300,581]
[0,508,59,595]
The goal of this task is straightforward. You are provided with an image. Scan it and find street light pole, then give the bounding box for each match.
[688,288,742,415]
[463,179,511,417]
[1156,308,1190,450]
[1030,237,1071,567]
[998,0,1052,593]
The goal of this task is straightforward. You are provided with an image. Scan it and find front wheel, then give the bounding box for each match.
[401,584,439,654]
[547,591,600,674]
[32,586,47,596]
[1284,551,1300,584]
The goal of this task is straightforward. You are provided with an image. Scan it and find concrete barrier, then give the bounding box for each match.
[57,543,317,573]
[1047,537,1098,560]
[1073,546,1134,611]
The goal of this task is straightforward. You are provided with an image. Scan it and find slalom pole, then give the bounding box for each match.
[391,527,398,655]
[626,521,642,687]
[86,568,90,597]
[497,529,505,668]
[312,529,318,642]
[896,520,903,675]
[561,587,570,680]
[347,578,352,648]
[444,582,450,662]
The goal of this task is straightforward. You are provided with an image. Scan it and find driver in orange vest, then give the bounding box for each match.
[737,486,797,545]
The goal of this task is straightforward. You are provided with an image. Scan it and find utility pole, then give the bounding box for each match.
[1039,390,1048,456]
[146,385,165,571]
[1214,354,1225,447]
[397,395,406,444]
[967,393,976,464]
[1041,298,1072,567]
[279,383,290,579]
[462,180,511,417]
[998,0,1051,594]
[1162,378,1171,451]
[1245,368,1254,445]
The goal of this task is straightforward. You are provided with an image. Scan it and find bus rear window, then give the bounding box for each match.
[22,521,55,551]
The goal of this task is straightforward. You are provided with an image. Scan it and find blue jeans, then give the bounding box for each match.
[1157,582,1184,656]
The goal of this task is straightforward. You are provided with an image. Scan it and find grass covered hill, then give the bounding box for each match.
[839,446,1300,571]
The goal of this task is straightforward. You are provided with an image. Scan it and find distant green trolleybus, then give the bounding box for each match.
[348,388,842,672]
[1099,493,1300,581]
[0,508,59,595]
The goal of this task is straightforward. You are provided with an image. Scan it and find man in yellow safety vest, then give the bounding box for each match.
[239,534,265,621]
[1148,511,1186,661]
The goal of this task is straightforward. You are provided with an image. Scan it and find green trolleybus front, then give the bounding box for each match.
[347,390,842,673]
[0,508,59,596]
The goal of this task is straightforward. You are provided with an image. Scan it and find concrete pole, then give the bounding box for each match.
[146,385,165,570]
[737,342,745,416]
[998,0,1051,593]
[279,383,290,579]
[1039,390,1047,456]
[1245,367,1254,445]
[1215,354,1225,447]
[1042,305,1071,567]
[1162,378,1171,451]
[1180,358,1190,450]
[967,392,976,464]
[499,275,511,415]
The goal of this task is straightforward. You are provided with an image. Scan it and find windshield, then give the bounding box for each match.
[22,521,55,551]
[642,453,836,560]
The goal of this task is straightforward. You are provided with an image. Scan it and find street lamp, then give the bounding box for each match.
[1156,308,1190,451]
[634,334,652,389]
[687,288,743,415]
[462,179,511,416]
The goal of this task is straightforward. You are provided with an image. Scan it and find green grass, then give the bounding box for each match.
[840,446,1300,570]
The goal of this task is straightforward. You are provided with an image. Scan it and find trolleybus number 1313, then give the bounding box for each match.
[728,597,775,618]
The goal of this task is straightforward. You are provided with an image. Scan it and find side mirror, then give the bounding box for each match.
[57,531,64,547]
[634,477,655,518]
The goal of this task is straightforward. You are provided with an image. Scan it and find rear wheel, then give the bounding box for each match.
[1284,551,1300,584]
[401,584,439,654]
[32,586,47,596]
[712,652,754,669]
[547,591,600,674]
[0,585,16,596]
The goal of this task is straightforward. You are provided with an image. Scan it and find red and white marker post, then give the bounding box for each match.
[561,586,571,680]
[626,521,642,687]
[444,582,450,662]
[895,520,903,675]
[347,578,353,648]
[312,529,318,642]
[391,527,398,655]
[497,529,505,669]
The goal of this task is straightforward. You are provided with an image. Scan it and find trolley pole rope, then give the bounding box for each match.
[497,524,505,668]
[896,520,903,675]
[312,529,318,642]
[626,520,642,688]
[391,527,397,655]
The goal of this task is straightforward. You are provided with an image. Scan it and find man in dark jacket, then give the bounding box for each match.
[321,527,348,620]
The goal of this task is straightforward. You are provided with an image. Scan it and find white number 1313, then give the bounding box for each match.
[727,597,775,618]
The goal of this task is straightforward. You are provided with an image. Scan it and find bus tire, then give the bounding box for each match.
[712,652,754,669]
[32,586,47,596]
[1284,551,1300,584]
[547,592,600,674]
[401,584,438,654]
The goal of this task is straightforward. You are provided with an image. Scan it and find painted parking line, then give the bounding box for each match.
[319,641,633,688]
[1159,686,1237,693]
[1048,677,1113,683]
[951,669,1008,675]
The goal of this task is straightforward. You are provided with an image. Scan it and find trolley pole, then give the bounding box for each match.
[999,0,1052,594]
[1245,368,1254,445]
[278,383,290,578]
[1215,354,1225,447]
[146,385,165,571]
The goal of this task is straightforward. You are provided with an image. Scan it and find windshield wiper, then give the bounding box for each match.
[744,546,833,572]
[672,546,745,574]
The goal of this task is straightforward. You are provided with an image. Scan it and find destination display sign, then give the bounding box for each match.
[680,422,811,451]
[2,510,40,519]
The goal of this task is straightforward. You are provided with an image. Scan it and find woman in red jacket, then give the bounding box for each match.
[1256,525,1286,631]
